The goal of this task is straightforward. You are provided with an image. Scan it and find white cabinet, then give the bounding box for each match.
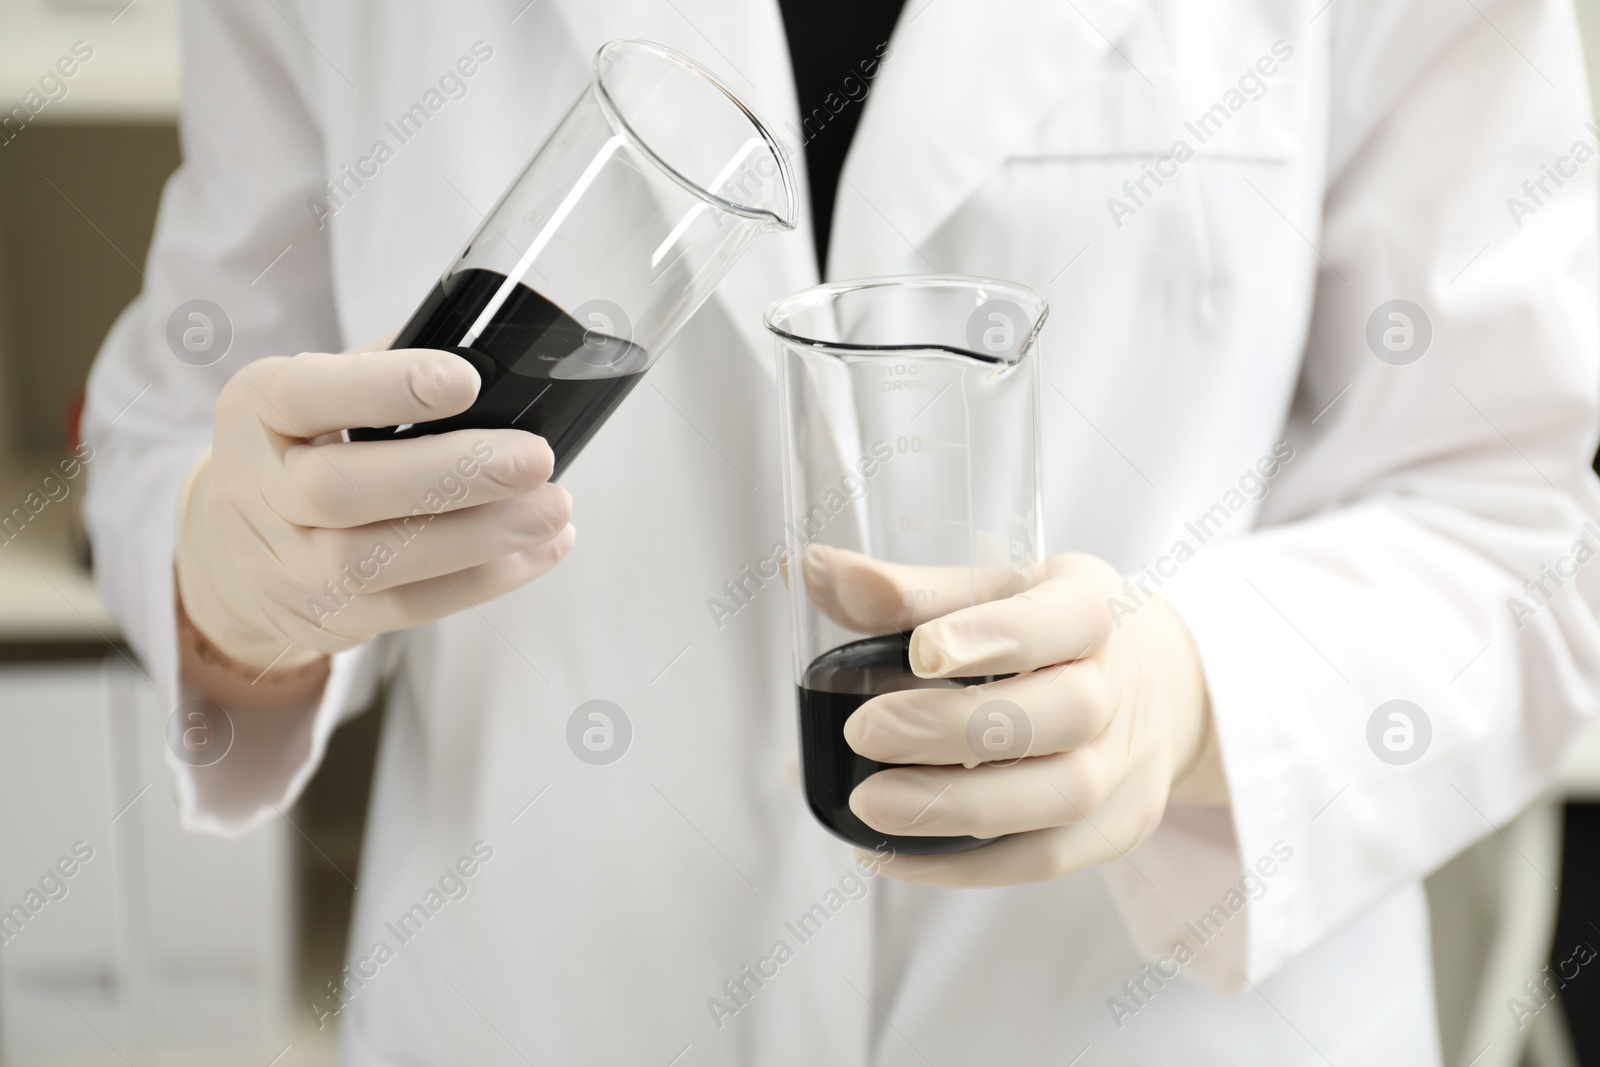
[0,658,291,1066]
[0,663,122,1063]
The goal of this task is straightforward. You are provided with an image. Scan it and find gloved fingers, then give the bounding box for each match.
[842,658,1113,766]
[848,740,1128,839]
[856,773,1168,888]
[307,525,576,641]
[908,552,1120,678]
[265,428,554,528]
[801,543,1036,635]
[252,331,401,465]
[235,347,480,442]
[302,485,572,593]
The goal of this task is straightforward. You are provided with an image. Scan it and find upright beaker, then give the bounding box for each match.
[767,276,1047,855]
[352,39,798,478]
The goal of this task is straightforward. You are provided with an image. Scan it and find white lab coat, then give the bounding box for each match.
[84,0,1600,1062]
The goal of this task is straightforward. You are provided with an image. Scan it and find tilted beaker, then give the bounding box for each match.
[352,39,798,478]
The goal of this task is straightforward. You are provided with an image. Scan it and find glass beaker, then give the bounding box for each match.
[767,276,1047,855]
[351,39,798,478]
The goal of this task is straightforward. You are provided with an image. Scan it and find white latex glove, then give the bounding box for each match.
[175,339,574,674]
[805,545,1226,888]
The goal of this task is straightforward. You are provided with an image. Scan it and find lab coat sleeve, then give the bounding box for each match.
[1101,0,1600,991]
[82,0,382,837]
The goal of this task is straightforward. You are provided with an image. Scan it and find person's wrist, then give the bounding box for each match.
[1150,597,1230,806]
[175,556,322,673]
[176,592,325,681]
[174,452,323,673]
[1169,700,1229,805]
[177,593,330,712]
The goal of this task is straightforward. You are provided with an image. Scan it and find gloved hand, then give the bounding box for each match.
[806,545,1226,887]
[175,338,574,675]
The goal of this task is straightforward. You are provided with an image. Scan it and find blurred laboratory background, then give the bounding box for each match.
[4,1,1600,1064]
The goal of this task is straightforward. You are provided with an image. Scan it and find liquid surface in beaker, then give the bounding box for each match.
[798,632,1000,855]
[350,268,648,479]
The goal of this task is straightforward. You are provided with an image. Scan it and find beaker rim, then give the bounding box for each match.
[594,40,799,231]
[763,274,1049,365]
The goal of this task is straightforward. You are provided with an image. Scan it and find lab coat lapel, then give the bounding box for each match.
[542,0,814,364]
[829,0,1146,278]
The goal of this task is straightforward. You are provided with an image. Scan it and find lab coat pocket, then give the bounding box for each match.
[1020,67,1298,164]
[945,64,1300,341]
